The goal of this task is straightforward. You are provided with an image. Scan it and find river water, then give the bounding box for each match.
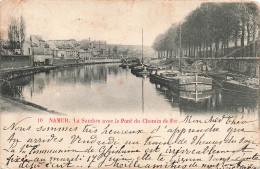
[1,63,258,114]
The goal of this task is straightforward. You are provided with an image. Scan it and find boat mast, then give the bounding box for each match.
[142,78,144,113]
[179,23,182,73]
[142,28,143,64]
[142,28,144,113]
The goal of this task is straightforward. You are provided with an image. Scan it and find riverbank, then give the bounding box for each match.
[1,59,121,81]
[0,95,61,114]
[1,60,121,114]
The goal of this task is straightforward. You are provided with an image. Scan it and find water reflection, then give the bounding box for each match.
[1,63,258,114]
[152,82,258,114]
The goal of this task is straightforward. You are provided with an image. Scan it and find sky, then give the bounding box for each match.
[0,0,202,46]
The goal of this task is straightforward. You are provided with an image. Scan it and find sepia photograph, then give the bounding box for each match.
[1,1,260,169]
[0,0,259,115]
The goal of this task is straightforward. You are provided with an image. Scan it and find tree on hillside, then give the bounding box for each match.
[0,32,4,55]
[152,2,259,58]
[152,33,165,52]
[152,24,179,58]
[113,46,118,56]
[7,16,26,55]
[8,18,18,51]
[20,16,26,55]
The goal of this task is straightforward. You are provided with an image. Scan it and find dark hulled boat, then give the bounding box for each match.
[150,70,212,92]
[222,78,259,94]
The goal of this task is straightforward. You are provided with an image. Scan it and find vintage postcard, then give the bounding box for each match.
[0,0,259,168]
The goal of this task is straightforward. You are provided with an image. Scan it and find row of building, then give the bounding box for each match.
[2,35,123,66]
